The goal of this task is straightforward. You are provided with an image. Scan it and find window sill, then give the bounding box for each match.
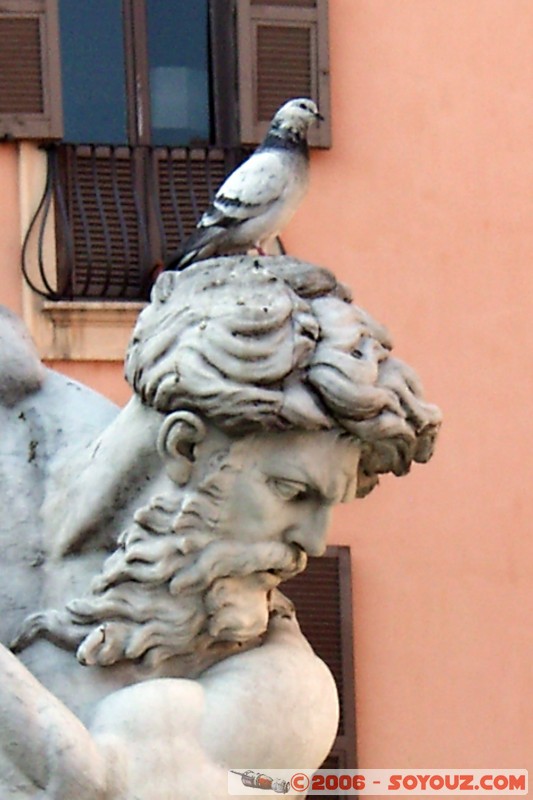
[23,291,145,362]
[37,300,145,361]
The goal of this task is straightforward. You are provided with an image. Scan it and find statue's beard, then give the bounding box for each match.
[11,477,307,675]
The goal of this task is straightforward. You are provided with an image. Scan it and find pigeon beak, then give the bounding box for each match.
[315,111,325,122]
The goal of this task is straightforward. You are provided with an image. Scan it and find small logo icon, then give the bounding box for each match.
[291,772,311,793]
[230,770,290,794]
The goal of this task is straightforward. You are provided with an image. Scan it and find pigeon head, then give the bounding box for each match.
[270,97,323,138]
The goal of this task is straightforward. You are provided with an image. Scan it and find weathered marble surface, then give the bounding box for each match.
[0,257,441,799]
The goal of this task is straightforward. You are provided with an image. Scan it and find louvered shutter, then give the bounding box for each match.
[237,0,330,148]
[283,546,356,777]
[0,0,62,140]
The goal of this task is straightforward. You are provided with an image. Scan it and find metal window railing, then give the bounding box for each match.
[22,142,246,301]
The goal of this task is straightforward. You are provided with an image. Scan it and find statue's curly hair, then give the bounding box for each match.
[126,256,441,497]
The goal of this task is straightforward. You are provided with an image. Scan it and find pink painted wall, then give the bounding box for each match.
[1,0,532,778]
[0,144,22,315]
[286,0,532,775]
[46,360,131,406]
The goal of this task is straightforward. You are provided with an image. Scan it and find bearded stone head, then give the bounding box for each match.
[12,256,441,673]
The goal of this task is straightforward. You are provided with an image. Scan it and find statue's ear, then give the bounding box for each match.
[157,411,206,485]
[152,270,178,304]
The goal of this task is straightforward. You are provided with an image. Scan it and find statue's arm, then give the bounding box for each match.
[198,611,339,769]
[0,615,338,799]
[0,643,108,799]
[87,613,339,798]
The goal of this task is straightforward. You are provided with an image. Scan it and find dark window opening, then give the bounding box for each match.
[147,0,210,147]
[59,0,128,145]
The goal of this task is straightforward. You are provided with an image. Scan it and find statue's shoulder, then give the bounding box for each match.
[0,305,118,430]
[0,306,45,407]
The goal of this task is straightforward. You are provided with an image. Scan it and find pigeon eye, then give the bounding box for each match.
[299,102,308,110]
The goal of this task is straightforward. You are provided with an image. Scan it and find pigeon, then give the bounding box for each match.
[164,98,323,271]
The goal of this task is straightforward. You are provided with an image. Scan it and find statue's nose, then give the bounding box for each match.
[284,511,330,557]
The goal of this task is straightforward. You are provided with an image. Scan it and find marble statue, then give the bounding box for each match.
[0,256,441,799]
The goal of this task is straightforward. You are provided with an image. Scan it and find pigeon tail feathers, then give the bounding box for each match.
[164,226,230,271]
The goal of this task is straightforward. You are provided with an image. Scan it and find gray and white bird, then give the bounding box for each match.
[164,98,323,271]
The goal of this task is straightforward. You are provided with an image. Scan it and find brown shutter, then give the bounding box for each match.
[237,0,331,148]
[282,545,356,774]
[0,0,62,140]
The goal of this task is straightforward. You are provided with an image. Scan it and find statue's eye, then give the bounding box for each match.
[269,478,309,501]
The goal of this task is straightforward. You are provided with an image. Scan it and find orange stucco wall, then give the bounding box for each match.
[1,0,532,778]
[46,360,131,405]
[0,143,22,315]
[308,0,533,773]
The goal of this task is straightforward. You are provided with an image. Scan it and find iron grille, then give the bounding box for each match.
[22,143,246,301]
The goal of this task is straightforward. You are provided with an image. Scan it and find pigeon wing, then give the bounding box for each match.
[199,150,287,228]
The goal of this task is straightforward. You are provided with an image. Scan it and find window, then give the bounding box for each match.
[1,0,330,301]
